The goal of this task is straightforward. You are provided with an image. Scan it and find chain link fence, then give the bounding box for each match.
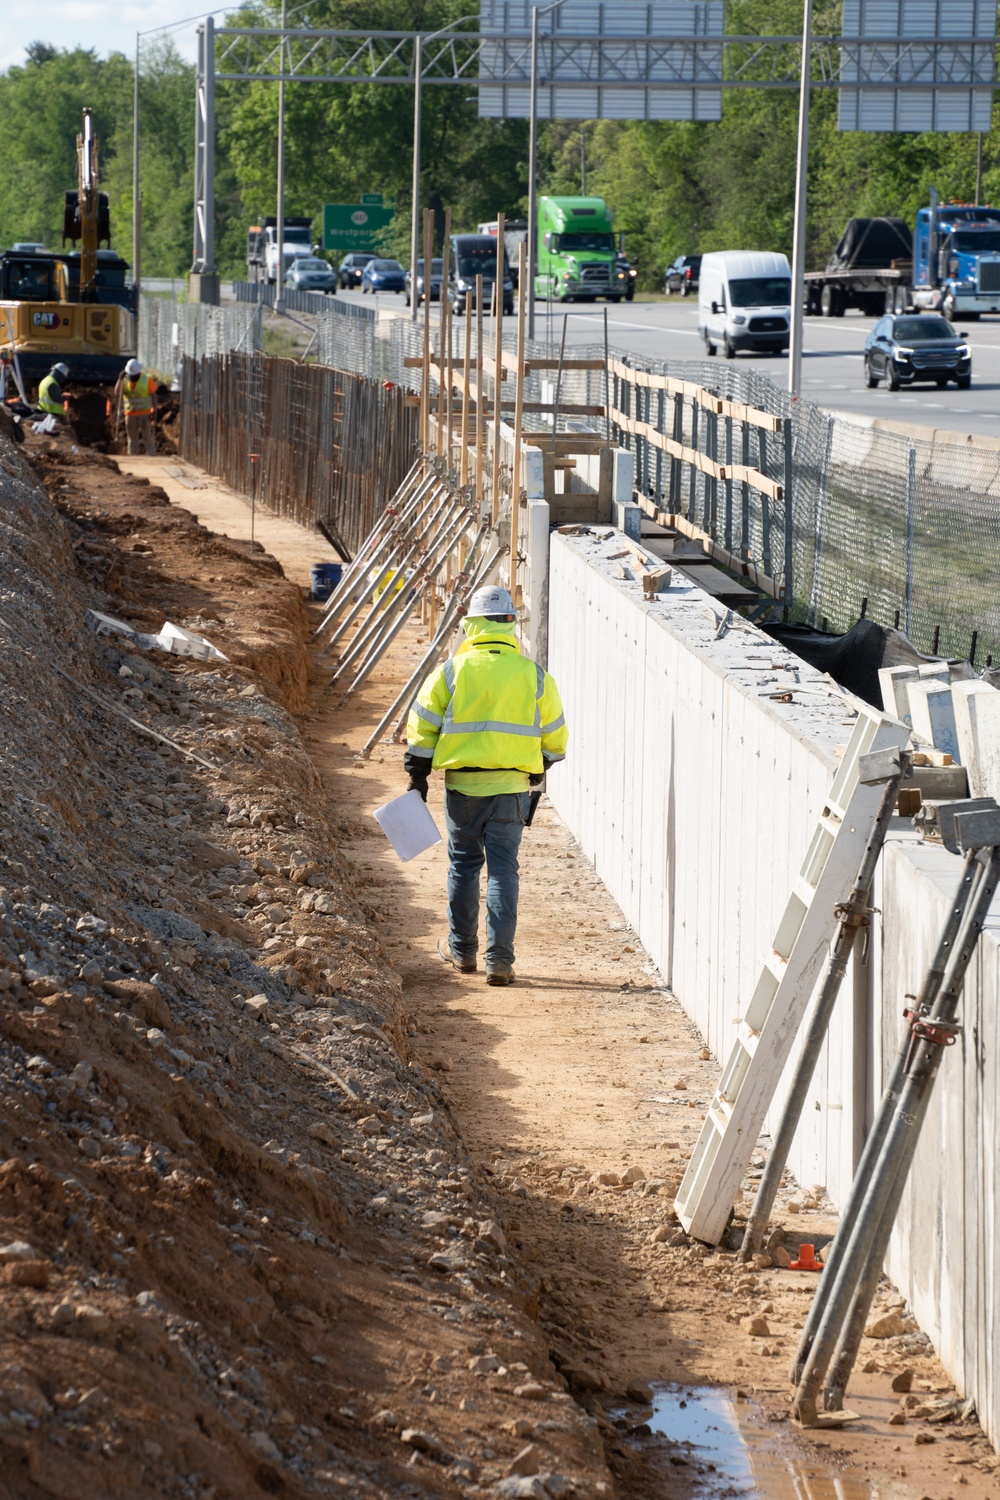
[138,297,261,381]
[603,354,1000,663]
[159,289,1000,662]
[233,281,377,379]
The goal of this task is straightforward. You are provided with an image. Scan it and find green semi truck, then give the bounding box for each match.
[536,195,625,303]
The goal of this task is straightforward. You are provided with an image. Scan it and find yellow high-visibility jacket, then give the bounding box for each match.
[405,619,567,794]
[122,373,156,415]
[37,374,64,415]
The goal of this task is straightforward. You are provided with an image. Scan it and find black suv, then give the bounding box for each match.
[338,253,376,290]
[664,254,702,297]
[864,314,971,390]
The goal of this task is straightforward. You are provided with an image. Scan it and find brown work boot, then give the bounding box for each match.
[485,967,515,987]
[437,936,476,974]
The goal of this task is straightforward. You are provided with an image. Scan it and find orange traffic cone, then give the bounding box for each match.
[789,1242,823,1271]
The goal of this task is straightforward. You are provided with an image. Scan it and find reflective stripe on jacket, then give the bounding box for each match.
[37,375,64,415]
[122,372,155,414]
[406,619,568,776]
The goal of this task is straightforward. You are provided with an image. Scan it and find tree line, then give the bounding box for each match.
[1,0,997,287]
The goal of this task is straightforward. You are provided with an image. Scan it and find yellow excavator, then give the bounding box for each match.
[0,107,136,390]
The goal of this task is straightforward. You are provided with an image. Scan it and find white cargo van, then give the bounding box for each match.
[698,250,791,358]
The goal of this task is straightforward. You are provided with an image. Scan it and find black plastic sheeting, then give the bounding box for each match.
[762,619,942,709]
[827,216,912,271]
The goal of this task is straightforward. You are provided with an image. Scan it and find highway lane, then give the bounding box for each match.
[534,298,1000,439]
[338,287,1000,440]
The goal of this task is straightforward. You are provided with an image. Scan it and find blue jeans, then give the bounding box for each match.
[445,790,529,971]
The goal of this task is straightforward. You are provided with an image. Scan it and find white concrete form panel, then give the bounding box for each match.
[878,841,1000,1443]
[478,0,723,121]
[546,528,1000,1443]
[838,0,995,132]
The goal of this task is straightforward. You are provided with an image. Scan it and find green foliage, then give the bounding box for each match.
[2,8,999,288]
[0,46,132,252]
[0,38,195,277]
[221,0,529,272]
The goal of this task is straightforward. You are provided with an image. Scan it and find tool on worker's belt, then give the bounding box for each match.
[525,789,543,827]
[790,797,1000,1430]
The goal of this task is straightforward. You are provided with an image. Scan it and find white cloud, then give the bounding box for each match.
[0,1,208,73]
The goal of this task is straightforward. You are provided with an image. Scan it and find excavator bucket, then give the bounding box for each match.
[62,190,111,247]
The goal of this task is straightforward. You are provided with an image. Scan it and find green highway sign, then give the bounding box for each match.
[323,202,394,252]
[361,192,384,205]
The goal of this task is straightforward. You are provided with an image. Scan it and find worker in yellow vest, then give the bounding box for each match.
[113,358,157,455]
[37,363,69,418]
[405,585,568,985]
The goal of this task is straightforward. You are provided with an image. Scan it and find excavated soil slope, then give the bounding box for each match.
[0,430,610,1499]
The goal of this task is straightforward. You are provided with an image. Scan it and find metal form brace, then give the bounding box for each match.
[790,799,1000,1428]
[740,745,912,1262]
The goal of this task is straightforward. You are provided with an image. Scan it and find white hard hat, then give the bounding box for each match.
[468,585,516,620]
[52,362,69,379]
[125,358,142,377]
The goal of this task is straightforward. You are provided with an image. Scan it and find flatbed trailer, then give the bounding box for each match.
[804,264,913,318]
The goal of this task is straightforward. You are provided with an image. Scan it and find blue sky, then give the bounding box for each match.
[0,2,213,74]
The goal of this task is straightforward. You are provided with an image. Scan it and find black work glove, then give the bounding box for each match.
[528,772,544,787]
[407,776,429,802]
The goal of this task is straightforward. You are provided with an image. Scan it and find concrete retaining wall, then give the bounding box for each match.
[546,527,1000,1443]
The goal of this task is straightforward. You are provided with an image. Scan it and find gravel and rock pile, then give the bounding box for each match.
[0,430,612,1499]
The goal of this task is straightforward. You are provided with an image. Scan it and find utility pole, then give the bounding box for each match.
[527,3,541,341]
[976,130,984,203]
[788,0,813,401]
[133,33,141,297]
[580,129,586,194]
[275,0,288,314]
[410,34,423,323]
[410,19,475,324]
[528,0,572,341]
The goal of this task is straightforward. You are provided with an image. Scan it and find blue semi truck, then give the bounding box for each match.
[806,194,1000,321]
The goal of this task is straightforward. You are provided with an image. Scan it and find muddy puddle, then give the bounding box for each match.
[621,1384,881,1498]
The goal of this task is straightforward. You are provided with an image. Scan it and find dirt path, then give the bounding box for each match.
[141,460,1000,1500]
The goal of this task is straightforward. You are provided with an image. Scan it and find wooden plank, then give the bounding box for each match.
[642,565,673,595]
[499,402,606,416]
[522,428,605,441]
[607,355,782,433]
[480,354,511,382]
[613,411,783,500]
[523,357,607,372]
[671,561,759,602]
[635,493,782,600]
[728,462,783,499]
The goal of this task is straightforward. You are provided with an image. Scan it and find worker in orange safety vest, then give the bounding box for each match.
[113,358,157,455]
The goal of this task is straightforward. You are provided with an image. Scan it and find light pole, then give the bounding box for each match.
[527,0,571,341]
[275,0,288,313]
[410,16,477,324]
[788,0,813,401]
[133,33,141,296]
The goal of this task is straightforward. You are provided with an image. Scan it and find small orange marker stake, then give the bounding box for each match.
[789,1243,823,1271]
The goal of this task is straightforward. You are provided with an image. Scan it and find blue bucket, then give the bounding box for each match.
[311,562,343,601]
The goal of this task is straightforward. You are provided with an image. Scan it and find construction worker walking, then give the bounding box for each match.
[113,359,157,455]
[405,585,568,986]
[37,362,69,419]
